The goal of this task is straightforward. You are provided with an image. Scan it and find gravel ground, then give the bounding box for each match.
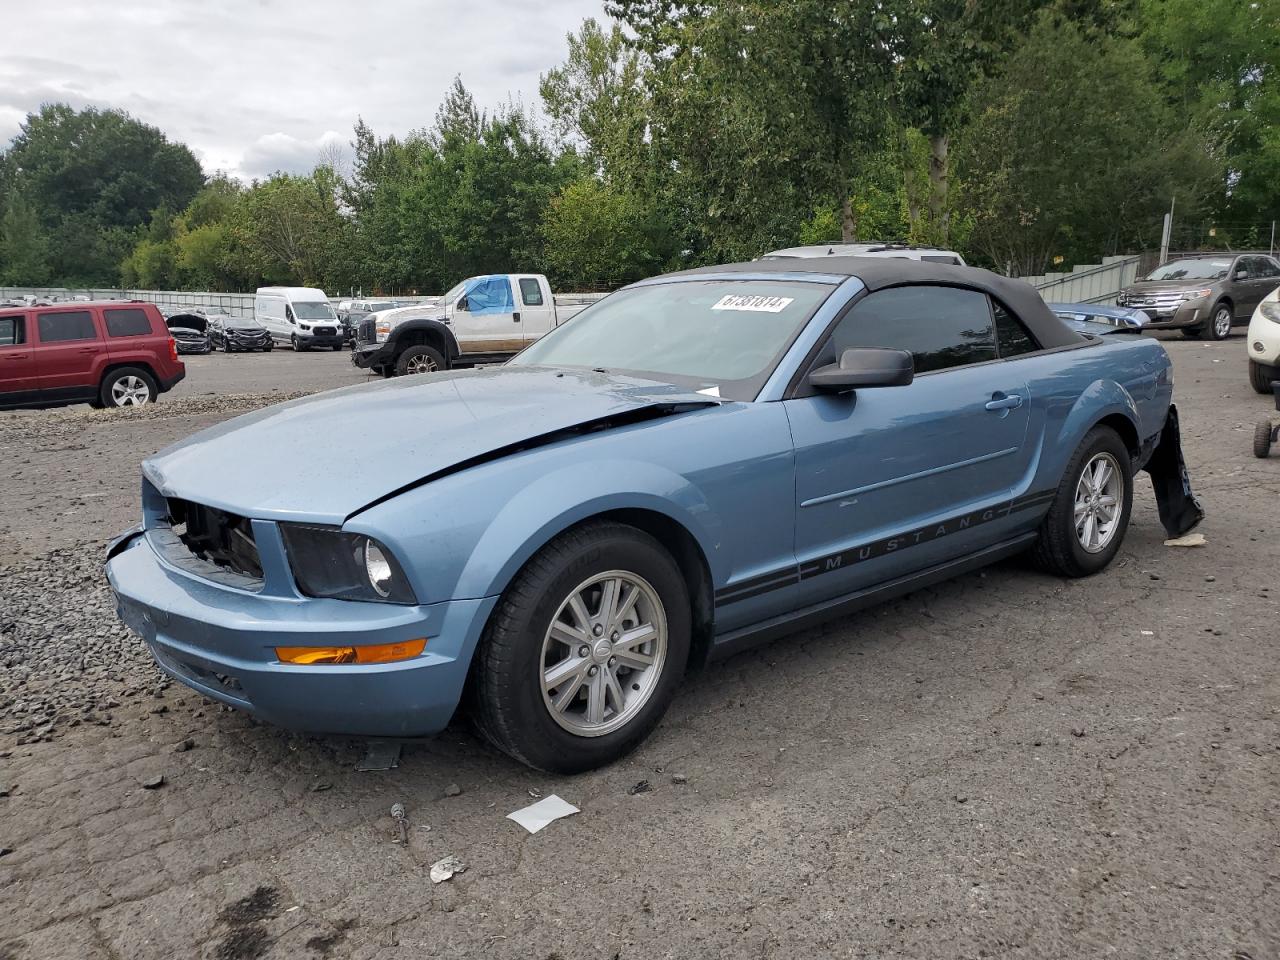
[0,338,1277,959]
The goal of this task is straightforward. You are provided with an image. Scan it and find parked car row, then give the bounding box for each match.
[1116,253,1280,341]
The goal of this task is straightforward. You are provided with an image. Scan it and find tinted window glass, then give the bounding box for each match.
[830,286,997,374]
[992,300,1039,357]
[1251,257,1280,279]
[37,311,97,343]
[105,307,152,338]
[0,315,23,346]
[519,278,544,306]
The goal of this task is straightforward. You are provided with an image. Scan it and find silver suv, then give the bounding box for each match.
[1117,253,1280,341]
[761,242,966,265]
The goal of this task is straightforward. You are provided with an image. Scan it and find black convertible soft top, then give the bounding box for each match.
[671,256,1085,350]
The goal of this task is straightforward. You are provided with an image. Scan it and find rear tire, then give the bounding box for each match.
[100,367,158,408]
[1255,421,1274,459]
[394,344,446,376]
[1249,359,1277,394]
[469,521,691,773]
[1030,426,1133,577]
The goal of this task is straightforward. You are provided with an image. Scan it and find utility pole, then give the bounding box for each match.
[1159,196,1175,266]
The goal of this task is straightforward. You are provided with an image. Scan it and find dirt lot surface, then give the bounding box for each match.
[1,339,1277,959]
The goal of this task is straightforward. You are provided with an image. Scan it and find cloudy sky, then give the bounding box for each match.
[1,0,606,181]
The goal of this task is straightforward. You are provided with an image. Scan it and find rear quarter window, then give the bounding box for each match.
[37,311,98,343]
[0,315,24,346]
[104,307,154,338]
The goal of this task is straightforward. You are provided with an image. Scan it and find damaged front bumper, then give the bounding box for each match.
[104,529,497,737]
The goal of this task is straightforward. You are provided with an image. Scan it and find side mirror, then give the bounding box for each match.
[457,296,469,312]
[808,347,914,393]
[1235,270,1249,282]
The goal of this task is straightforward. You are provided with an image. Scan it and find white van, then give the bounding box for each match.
[254,287,343,351]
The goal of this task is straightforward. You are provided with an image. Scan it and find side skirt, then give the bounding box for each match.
[708,532,1038,662]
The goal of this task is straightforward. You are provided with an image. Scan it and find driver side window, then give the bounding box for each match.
[827,286,997,374]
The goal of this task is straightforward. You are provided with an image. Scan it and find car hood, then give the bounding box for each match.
[1125,280,1219,294]
[143,366,721,525]
[166,314,208,333]
[169,326,208,338]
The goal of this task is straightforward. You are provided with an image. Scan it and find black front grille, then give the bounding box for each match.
[165,498,263,579]
[358,318,376,344]
[314,326,336,336]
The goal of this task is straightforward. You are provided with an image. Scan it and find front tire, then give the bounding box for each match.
[469,522,691,773]
[100,367,158,408]
[1249,360,1277,394]
[1207,303,1233,341]
[1031,426,1133,577]
[394,344,445,376]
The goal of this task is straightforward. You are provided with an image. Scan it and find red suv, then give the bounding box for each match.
[0,301,185,410]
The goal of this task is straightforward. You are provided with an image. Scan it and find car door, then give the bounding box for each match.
[455,276,522,355]
[0,312,38,398]
[782,284,1032,608]
[515,276,556,344]
[32,309,104,399]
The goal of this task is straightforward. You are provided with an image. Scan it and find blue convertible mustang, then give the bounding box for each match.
[106,259,1202,772]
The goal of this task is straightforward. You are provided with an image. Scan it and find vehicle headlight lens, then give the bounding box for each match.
[1183,288,1213,301]
[364,541,393,597]
[280,525,417,604]
[1262,301,1280,324]
[301,323,311,331]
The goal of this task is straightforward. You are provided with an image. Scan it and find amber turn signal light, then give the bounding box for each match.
[276,639,427,665]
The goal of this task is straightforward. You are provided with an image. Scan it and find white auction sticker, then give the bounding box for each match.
[711,294,795,313]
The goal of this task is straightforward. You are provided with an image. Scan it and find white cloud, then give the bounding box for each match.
[0,0,606,181]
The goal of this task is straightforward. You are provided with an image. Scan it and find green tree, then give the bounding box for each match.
[955,10,1219,274]
[0,104,203,284]
[0,192,50,284]
[231,167,350,287]
[542,178,675,287]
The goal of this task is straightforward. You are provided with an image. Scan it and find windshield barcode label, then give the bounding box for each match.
[711,294,795,313]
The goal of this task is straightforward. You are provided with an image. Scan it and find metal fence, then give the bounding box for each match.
[1024,256,1143,305]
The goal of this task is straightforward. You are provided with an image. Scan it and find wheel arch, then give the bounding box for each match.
[100,360,159,388]
[388,320,460,365]
[1050,380,1143,479]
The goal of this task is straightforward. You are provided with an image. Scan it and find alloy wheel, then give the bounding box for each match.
[1074,452,1123,553]
[405,353,438,374]
[110,376,151,407]
[539,570,668,737]
[1213,307,1232,339]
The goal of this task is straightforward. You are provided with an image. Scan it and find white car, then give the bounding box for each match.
[761,242,966,265]
[1247,286,1280,394]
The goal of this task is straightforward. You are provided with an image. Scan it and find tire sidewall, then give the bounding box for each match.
[395,344,445,376]
[100,367,157,408]
[486,529,691,773]
[1058,429,1134,575]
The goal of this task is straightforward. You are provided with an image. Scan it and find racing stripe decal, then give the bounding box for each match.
[714,490,1056,605]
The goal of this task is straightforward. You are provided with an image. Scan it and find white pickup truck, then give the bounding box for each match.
[351,274,593,376]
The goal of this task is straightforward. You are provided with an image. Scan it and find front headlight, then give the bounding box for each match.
[375,320,391,342]
[1262,301,1280,324]
[300,323,311,331]
[280,525,417,604]
[1182,288,1213,302]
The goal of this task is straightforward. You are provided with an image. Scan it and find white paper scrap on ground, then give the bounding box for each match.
[1164,533,1207,548]
[507,795,580,834]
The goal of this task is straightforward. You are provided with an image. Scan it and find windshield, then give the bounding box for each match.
[292,301,336,320]
[441,282,467,305]
[511,279,835,400]
[1145,258,1232,281]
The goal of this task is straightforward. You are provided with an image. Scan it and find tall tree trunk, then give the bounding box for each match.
[901,130,922,239]
[841,194,856,242]
[927,132,950,244]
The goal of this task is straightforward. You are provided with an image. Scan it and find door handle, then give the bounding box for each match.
[3,354,27,361]
[985,393,1024,411]
[513,312,521,322]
